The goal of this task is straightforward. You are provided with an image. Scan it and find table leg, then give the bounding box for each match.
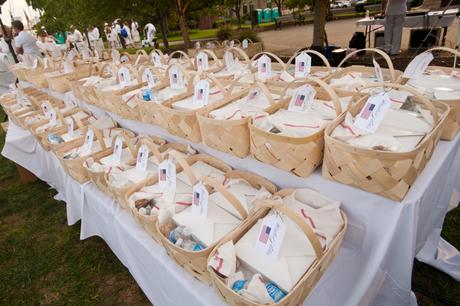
[441,26,448,46]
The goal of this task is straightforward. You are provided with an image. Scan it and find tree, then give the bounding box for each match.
[273,0,284,16]
[175,0,193,49]
[312,0,329,47]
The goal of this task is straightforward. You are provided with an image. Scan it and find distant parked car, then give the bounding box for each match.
[341,1,352,7]
[356,0,367,4]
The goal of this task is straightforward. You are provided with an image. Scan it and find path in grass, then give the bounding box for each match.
[0,129,458,305]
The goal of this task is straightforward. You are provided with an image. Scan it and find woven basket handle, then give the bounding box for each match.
[335,48,396,82]
[227,47,250,66]
[360,82,440,124]
[168,50,192,66]
[136,137,164,163]
[227,73,256,94]
[166,63,193,86]
[150,48,165,57]
[89,125,107,151]
[286,49,331,72]
[137,64,162,83]
[250,51,287,71]
[255,81,275,104]
[280,77,342,115]
[72,115,85,129]
[260,200,323,260]
[111,130,137,158]
[427,47,460,58]
[224,170,277,194]
[167,150,198,186]
[195,72,229,98]
[136,49,148,57]
[202,176,248,220]
[98,63,115,78]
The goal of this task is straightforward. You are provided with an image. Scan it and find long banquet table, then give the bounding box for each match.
[2,84,459,306]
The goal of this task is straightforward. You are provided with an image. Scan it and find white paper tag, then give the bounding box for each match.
[224,51,234,69]
[192,79,210,107]
[295,52,312,78]
[142,68,155,89]
[229,40,235,48]
[118,67,131,86]
[192,182,209,218]
[32,58,38,69]
[242,39,249,49]
[83,129,94,152]
[43,58,49,69]
[403,52,434,80]
[152,52,162,67]
[41,102,51,115]
[255,212,286,259]
[288,84,316,113]
[354,92,391,133]
[48,109,57,126]
[257,55,271,79]
[373,58,384,83]
[195,41,201,49]
[65,117,74,138]
[196,52,209,71]
[169,66,185,89]
[158,158,176,189]
[63,61,73,73]
[136,144,149,171]
[113,136,123,164]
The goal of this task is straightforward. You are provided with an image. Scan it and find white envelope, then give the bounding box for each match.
[176,161,226,186]
[172,202,241,247]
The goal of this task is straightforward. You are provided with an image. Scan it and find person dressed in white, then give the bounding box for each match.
[131,19,141,47]
[122,21,133,47]
[383,0,406,55]
[113,19,124,49]
[88,25,103,50]
[70,25,84,51]
[11,20,41,59]
[144,23,156,47]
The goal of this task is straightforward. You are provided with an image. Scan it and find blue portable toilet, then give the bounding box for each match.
[272,7,280,20]
[257,9,262,24]
[263,8,272,22]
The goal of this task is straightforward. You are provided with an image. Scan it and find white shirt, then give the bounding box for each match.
[0,38,10,54]
[14,31,41,56]
[73,29,83,42]
[90,27,100,41]
[131,21,139,32]
[145,23,156,39]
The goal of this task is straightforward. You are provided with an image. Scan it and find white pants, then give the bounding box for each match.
[384,14,405,55]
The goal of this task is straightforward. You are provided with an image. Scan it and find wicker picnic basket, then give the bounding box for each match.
[133,49,150,67]
[68,62,109,103]
[325,48,402,97]
[322,83,450,201]
[168,50,194,70]
[159,73,231,142]
[138,64,193,129]
[84,131,138,195]
[149,48,168,67]
[250,51,288,82]
[33,108,92,151]
[96,64,144,117]
[402,47,460,141]
[208,191,347,306]
[240,39,264,58]
[212,47,252,82]
[126,152,232,243]
[197,80,288,158]
[156,170,277,284]
[41,112,92,152]
[56,126,134,183]
[81,63,117,107]
[106,136,168,207]
[25,57,58,89]
[46,61,93,93]
[249,78,343,177]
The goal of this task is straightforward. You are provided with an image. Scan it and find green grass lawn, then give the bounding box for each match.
[0,128,459,305]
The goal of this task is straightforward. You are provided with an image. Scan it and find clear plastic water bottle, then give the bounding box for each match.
[266,282,286,302]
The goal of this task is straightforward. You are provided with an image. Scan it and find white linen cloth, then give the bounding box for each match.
[4,86,460,306]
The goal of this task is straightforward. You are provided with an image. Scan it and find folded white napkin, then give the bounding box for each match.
[208,240,237,277]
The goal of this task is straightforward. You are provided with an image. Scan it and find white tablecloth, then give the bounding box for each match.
[3,87,460,306]
[357,9,458,28]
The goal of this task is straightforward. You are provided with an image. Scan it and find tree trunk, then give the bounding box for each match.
[312,0,328,47]
[275,0,283,16]
[158,13,169,49]
[235,4,242,30]
[179,13,191,49]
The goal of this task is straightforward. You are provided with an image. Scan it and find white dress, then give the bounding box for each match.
[131,22,141,43]
[123,25,133,46]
